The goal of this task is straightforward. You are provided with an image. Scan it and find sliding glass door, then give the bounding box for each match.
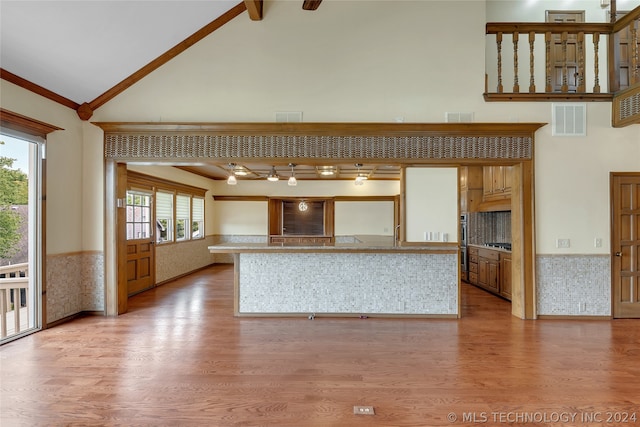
[0,134,43,343]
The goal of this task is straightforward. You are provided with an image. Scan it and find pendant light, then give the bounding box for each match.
[288,163,297,186]
[354,163,367,186]
[227,163,237,185]
[267,166,279,182]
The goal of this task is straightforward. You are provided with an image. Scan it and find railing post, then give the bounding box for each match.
[561,31,569,93]
[529,31,536,93]
[631,24,638,85]
[0,289,6,338]
[545,32,552,93]
[513,31,520,93]
[12,289,20,335]
[578,32,586,93]
[594,32,601,93]
[497,32,504,93]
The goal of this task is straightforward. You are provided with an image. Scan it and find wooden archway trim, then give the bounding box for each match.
[98,121,544,319]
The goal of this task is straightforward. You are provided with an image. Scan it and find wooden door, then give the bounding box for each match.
[612,173,640,318]
[125,191,155,296]
[546,11,585,93]
[614,11,640,90]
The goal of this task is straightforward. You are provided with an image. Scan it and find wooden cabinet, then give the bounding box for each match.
[477,247,500,293]
[483,166,512,201]
[460,166,483,213]
[466,245,511,301]
[500,252,512,300]
[468,246,479,285]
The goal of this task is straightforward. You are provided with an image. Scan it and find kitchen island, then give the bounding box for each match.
[209,236,459,318]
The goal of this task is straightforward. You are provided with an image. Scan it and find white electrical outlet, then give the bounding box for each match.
[556,238,570,248]
[579,302,587,313]
[594,238,602,248]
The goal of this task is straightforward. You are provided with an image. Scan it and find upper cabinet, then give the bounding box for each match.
[460,166,483,213]
[460,165,512,213]
[483,166,512,201]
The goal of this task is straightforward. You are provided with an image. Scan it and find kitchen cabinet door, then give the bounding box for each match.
[500,253,512,300]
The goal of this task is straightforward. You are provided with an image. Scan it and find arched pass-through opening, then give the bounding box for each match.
[96,122,545,319]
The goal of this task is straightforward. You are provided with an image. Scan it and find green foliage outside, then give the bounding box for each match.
[0,141,28,259]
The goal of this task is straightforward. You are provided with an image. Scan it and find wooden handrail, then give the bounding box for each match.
[485,9,640,114]
[487,22,611,35]
[612,5,640,32]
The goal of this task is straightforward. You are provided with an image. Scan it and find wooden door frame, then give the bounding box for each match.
[610,171,640,318]
[99,122,543,319]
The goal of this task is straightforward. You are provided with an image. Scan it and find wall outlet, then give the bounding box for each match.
[594,238,602,248]
[579,302,587,313]
[424,231,429,241]
[556,238,570,248]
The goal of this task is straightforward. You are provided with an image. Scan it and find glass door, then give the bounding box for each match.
[0,134,42,343]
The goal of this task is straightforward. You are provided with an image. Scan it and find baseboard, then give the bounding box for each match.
[45,310,104,328]
[155,263,217,287]
[537,315,611,320]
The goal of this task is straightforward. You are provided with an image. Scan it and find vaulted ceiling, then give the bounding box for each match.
[1,0,406,181]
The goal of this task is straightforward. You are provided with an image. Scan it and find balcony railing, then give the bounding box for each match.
[484,6,640,109]
[0,263,29,339]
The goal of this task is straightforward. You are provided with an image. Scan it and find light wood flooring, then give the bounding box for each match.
[1,264,639,426]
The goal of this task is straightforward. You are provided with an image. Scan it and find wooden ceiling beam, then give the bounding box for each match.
[302,0,322,11]
[244,0,263,20]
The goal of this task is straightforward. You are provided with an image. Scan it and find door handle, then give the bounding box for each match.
[615,252,622,257]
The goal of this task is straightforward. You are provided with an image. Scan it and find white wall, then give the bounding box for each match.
[335,201,395,236]
[405,167,458,243]
[211,180,400,235]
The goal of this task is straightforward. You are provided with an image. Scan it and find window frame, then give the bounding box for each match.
[127,171,207,246]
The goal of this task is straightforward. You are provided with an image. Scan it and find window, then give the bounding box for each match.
[127,171,206,245]
[125,192,152,240]
[176,194,190,241]
[156,191,173,243]
[192,197,204,239]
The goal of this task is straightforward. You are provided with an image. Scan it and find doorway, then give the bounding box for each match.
[0,133,43,343]
[546,10,585,93]
[611,172,640,318]
[125,190,155,296]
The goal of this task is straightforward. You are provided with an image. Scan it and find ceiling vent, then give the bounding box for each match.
[445,112,474,123]
[552,103,586,136]
[275,111,303,123]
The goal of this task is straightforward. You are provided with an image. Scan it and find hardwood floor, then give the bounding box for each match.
[1,264,639,426]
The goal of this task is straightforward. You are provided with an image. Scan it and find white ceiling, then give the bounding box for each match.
[0,0,240,104]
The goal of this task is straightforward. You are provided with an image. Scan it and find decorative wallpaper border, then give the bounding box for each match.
[105,134,533,161]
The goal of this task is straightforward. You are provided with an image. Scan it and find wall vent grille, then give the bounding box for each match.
[552,103,586,136]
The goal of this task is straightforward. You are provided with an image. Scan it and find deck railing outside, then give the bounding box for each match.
[485,7,640,102]
[0,262,29,339]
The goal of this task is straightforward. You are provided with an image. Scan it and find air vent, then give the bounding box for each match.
[445,112,474,123]
[275,111,303,123]
[552,103,586,136]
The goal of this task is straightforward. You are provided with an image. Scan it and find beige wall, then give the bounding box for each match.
[405,167,458,243]
[1,80,85,255]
